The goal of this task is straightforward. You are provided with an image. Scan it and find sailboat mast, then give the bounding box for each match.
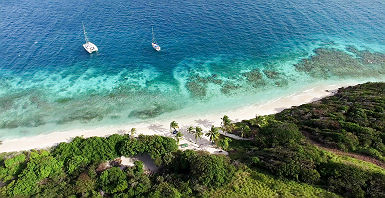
[82,22,89,43]
[152,27,155,43]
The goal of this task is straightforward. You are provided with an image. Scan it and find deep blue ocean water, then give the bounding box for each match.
[1,0,385,139]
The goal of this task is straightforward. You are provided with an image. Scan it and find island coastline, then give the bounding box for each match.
[0,81,359,153]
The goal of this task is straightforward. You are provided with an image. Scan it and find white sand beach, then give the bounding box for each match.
[0,82,358,153]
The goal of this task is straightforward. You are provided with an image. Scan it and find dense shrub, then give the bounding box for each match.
[98,167,128,194]
[255,122,303,147]
[149,182,182,198]
[255,145,322,184]
[0,153,26,182]
[6,151,63,196]
[119,138,143,157]
[190,153,235,187]
[119,135,178,164]
[75,173,96,196]
[275,82,385,161]
[319,162,372,198]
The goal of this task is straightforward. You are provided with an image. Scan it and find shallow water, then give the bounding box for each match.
[1,0,385,139]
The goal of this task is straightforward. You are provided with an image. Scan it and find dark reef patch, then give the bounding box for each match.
[0,117,46,129]
[295,47,385,78]
[128,104,173,119]
[295,48,363,78]
[57,109,105,124]
[263,70,280,79]
[55,97,72,104]
[242,69,265,88]
[186,81,207,98]
[185,74,224,98]
[220,83,241,95]
[346,46,385,66]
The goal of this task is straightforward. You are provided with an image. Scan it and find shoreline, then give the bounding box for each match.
[0,81,358,153]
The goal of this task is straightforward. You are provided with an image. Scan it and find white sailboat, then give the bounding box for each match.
[152,27,161,51]
[82,22,98,54]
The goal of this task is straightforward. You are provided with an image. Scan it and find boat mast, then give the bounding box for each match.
[152,27,156,44]
[82,22,89,43]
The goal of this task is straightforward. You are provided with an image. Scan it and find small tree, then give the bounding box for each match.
[99,167,128,194]
[75,173,95,196]
[187,126,195,134]
[206,125,220,143]
[240,124,251,138]
[170,121,179,132]
[175,131,183,144]
[221,115,233,133]
[194,127,203,144]
[217,137,231,150]
[130,128,137,138]
[256,115,269,128]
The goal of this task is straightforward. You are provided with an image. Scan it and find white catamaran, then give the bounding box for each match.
[82,22,98,54]
[152,27,161,51]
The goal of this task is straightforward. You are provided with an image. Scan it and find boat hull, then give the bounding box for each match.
[152,43,161,51]
[83,42,98,53]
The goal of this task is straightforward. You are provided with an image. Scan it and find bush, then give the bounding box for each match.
[98,167,128,194]
[190,153,235,187]
[0,153,26,182]
[149,182,181,198]
[75,173,96,195]
[6,151,63,196]
[319,162,369,198]
[119,138,142,157]
[255,122,303,147]
[119,135,178,166]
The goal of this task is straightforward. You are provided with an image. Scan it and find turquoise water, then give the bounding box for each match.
[1,0,385,139]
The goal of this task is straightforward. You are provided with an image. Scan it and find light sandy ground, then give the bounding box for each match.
[120,154,158,172]
[0,82,358,153]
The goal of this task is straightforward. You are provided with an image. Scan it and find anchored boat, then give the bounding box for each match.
[82,22,98,54]
[152,27,161,51]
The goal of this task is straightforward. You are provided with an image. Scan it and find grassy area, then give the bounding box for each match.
[208,169,340,198]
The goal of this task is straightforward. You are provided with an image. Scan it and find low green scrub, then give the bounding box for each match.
[275,82,385,161]
[226,117,385,198]
[0,134,179,197]
[208,169,340,198]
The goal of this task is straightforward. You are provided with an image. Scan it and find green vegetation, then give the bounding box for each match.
[0,135,179,197]
[0,134,341,198]
[223,82,385,198]
[224,119,385,197]
[0,82,384,197]
[276,82,385,161]
[206,125,220,143]
[170,121,179,132]
[208,169,340,198]
[187,126,204,144]
[130,128,136,138]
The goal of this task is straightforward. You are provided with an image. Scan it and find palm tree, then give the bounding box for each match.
[217,137,231,150]
[221,115,233,133]
[240,124,251,138]
[256,115,268,127]
[206,125,220,143]
[187,126,195,134]
[175,131,183,144]
[170,121,179,132]
[194,126,203,144]
[130,128,137,138]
